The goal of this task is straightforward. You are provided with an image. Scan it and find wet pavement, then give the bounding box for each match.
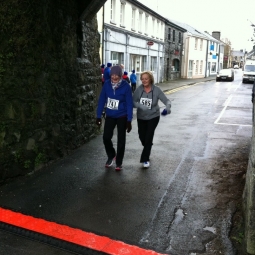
[0,72,252,255]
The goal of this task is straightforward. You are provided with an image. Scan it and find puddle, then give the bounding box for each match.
[203,226,216,234]
[172,208,184,225]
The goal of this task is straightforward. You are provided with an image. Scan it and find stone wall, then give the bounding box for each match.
[243,105,255,254]
[0,0,101,182]
[164,24,183,81]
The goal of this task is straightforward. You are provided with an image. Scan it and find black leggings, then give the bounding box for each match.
[137,116,160,163]
[103,117,127,166]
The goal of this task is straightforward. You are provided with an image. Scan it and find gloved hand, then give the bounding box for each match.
[96,118,102,127]
[161,109,167,116]
[126,121,132,133]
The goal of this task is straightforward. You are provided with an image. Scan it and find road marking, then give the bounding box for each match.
[164,81,209,95]
[164,85,190,94]
[0,207,168,255]
[214,94,252,126]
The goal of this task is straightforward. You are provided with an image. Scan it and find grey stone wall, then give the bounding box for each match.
[243,106,255,254]
[0,1,101,182]
[164,24,183,81]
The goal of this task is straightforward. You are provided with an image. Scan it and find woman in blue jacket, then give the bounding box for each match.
[96,65,133,171]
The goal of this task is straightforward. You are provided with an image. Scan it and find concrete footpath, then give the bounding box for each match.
[156,76,216,92]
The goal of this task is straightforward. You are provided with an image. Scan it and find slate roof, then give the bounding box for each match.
[167,19,221,43]
[167,19,207,38]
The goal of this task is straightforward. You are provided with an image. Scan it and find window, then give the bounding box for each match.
[195,38,198,50]
[157,21,160,38]
[168,28,171,40]
[111,51,124,66]
[200,39,203,50]
[110,0,116,22]
[145,14,148,34]
[195,60,199,74]
[150,56,157,71]
[173,30,175,42]
[211,62,216,72]
[200,61,203,74]
[152,18,155,36]
[138,11,143,32]
[178,32,181,44]
[132,7,136,30]
[130,54,146,72]
[120,2,125,26]
[160,22,163,39]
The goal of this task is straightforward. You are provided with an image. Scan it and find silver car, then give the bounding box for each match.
[216,69,234,82]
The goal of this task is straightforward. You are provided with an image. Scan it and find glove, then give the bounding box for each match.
[126,121,132,133]
[96,118,102,126]
[161,109,167,116]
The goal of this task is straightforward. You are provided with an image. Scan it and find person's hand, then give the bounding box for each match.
[96,118,102,127]
[126,121,132,133]
[161,109,167,116]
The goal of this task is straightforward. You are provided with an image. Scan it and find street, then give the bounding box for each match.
[0,69,252,255]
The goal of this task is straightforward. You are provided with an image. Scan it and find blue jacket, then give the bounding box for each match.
[130,73,137,83]
[103,67,111,82]
[97,79,133,121]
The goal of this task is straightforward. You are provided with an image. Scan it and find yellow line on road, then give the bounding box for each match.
[164,85,190,94]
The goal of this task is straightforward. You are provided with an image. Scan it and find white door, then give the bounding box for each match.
[188,60,193,78]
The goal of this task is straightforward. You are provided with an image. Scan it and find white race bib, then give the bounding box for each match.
[140,97,152,109]
[107,98,119,110]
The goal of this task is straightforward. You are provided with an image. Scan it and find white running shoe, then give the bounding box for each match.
[143,161,150,168]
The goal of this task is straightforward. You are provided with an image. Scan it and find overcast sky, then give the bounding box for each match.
[138,0,255,52]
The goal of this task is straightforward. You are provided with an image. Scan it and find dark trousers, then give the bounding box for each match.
[131,83,136,93]
[137,116,160,163]
[103,117,127,166]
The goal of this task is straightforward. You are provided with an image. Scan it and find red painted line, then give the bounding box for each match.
[0,207,168,255]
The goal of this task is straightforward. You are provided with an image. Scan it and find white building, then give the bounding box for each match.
[174,22,208,79]
[169,20,223,79]
[203,31,223,77]
[97,0,165,83]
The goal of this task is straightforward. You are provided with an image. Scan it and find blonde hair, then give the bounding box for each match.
[140,71,154,85]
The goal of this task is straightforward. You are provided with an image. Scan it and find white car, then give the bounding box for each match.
[216,69,234,82]
[234,65,239,69]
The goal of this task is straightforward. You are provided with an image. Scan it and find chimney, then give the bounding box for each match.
[212,31,221,40]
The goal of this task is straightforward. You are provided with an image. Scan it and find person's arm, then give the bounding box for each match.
[126,86,133,121]
[158,88,171,114]
[96,86,107,118]
[132,89,148,110]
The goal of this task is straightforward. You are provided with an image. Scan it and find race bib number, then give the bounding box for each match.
[140,97,152,109]
[107,98,119,110]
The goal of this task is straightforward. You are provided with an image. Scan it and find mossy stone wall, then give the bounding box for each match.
[0,0,101,181]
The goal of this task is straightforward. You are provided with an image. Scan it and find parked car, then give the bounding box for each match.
[242,60,255,83]
[216,69,234,82]
[234,65,239,69]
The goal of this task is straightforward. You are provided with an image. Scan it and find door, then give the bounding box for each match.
[188,60,193,78]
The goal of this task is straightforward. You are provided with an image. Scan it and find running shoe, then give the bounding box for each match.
[143,161,150,168]
[105,157,115,167]
[115,165,122,171]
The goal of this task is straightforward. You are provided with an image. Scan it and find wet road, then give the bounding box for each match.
[0,70,252,255]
